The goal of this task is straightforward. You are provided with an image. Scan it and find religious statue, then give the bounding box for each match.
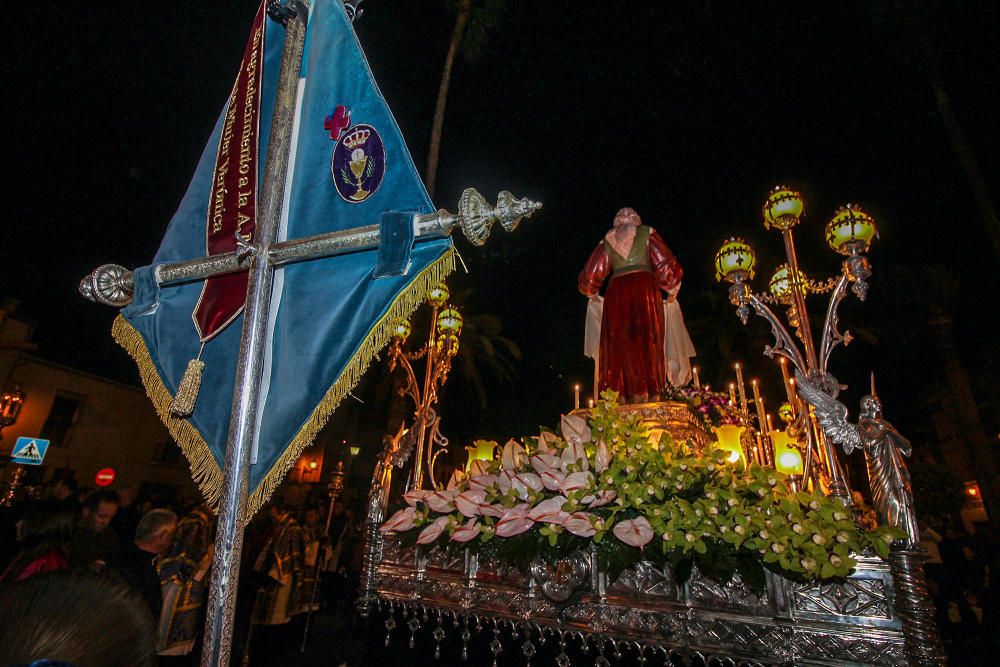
[579,207,694,402]
[795,371,919,547]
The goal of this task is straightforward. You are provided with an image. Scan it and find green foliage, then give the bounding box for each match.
[390,392,902,590]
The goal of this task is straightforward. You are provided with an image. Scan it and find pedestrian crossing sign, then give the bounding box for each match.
[11,437,50,465]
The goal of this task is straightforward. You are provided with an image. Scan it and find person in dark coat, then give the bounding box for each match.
[108,508,178,620]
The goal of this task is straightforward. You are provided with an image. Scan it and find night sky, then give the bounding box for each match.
[5,1,999,455]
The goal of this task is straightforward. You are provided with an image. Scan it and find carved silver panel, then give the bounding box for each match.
[792,577,892,620]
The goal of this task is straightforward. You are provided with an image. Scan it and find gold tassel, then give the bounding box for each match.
[169,358,205,417]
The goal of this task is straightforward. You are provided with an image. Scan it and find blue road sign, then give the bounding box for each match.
[11,437,50,465]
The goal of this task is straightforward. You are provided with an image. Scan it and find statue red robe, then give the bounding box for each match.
[579,224,682,400]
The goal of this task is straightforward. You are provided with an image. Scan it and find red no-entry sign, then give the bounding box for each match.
[95,468,116,487]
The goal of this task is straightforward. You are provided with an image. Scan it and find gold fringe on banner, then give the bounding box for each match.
[112,248,455,518]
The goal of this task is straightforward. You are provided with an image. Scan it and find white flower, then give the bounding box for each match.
[812,533,827,546]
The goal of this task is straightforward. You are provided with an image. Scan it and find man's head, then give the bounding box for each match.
[134,509,178,556]
[304,508,319,527]
[613,207,641,228]
[331,500,345,518]
[268,502,289,524]
[82,490,120,532]
[52,477,78,501]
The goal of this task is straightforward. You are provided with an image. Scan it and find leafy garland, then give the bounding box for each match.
[382,392,901,592]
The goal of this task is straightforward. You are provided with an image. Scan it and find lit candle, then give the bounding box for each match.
[574,384,581,411]
[588,398,595,409]
[778,357,796,411]
[692,366,701,389]
[752,380,768,436]
[728,382,737,406]
[754,396,771,440]
[734,363,748,415]
[766,413,774,433]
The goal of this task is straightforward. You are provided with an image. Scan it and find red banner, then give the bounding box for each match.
[193,1,268,341]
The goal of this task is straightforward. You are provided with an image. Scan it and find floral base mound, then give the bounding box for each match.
[359,393,915,666]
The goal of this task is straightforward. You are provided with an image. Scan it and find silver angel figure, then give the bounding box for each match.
[795,370,918,547]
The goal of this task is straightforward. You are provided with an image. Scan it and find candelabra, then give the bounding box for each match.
[387,283,463,491]
[715,186,877,501]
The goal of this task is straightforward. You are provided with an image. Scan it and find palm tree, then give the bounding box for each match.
[870,1,1000,259]
[424,0,506,199]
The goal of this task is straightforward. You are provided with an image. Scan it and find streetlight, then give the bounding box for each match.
[0,384,26,438]
[387,283,462,490]
[714,186,878,502]
[1,384,27,507]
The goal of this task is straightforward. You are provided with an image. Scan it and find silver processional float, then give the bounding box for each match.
[80,2,944,666]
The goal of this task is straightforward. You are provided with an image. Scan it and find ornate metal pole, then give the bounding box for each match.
[201,4,308,665]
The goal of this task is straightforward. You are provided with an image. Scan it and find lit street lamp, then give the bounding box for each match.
[715,186,878,502]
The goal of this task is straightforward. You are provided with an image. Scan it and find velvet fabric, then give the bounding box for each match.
[121,1,453,501]
[598,271,665,398]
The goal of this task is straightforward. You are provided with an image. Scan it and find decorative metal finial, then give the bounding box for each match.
[79,264,134,307]
[450,189,542,246]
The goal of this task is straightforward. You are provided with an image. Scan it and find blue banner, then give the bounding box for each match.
[115,1,453,514]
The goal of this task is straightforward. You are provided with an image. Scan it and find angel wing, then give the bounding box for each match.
[794,370,863,454]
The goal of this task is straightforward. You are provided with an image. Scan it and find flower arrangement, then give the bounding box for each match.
[381,392,901,590]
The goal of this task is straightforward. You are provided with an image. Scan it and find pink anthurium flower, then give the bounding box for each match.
[403,490,433,507]
[495,504,534,537]
[528,496,569,524]
[416,515,450,545]
[501,439,528,470]
[530,453,561,475]
[588,489,618,508]
[613,516,654,548]
[450,518,481,543]
[380,507,417,533]
[595,439,611,473]
[563,512,597,537]
[480,503,506,518]
[560,413,591,446]
[539,469,566,491]
[446,469,466,490]
[425,490,456,514]
[468,460,491,478]
[560,471,594,496]
[515,472,543,494]
[469,474,498,492]
[455,488,486,517]
[536,431,560,455]
[497,470,513,495]
[561,440,589,472]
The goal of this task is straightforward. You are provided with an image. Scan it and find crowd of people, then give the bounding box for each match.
[919,515,998,662]
[0,479,362,666]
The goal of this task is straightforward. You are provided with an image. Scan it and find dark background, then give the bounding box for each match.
[3,1,998,457]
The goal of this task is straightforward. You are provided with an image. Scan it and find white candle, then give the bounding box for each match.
[734,363,748,415]
[692,366,701,389]
[574,384,581,411]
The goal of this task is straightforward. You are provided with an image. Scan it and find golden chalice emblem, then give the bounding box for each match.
[348,148,370,201]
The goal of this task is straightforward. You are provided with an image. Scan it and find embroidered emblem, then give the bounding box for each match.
[331,124,385,203]
[324,105,351,141]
